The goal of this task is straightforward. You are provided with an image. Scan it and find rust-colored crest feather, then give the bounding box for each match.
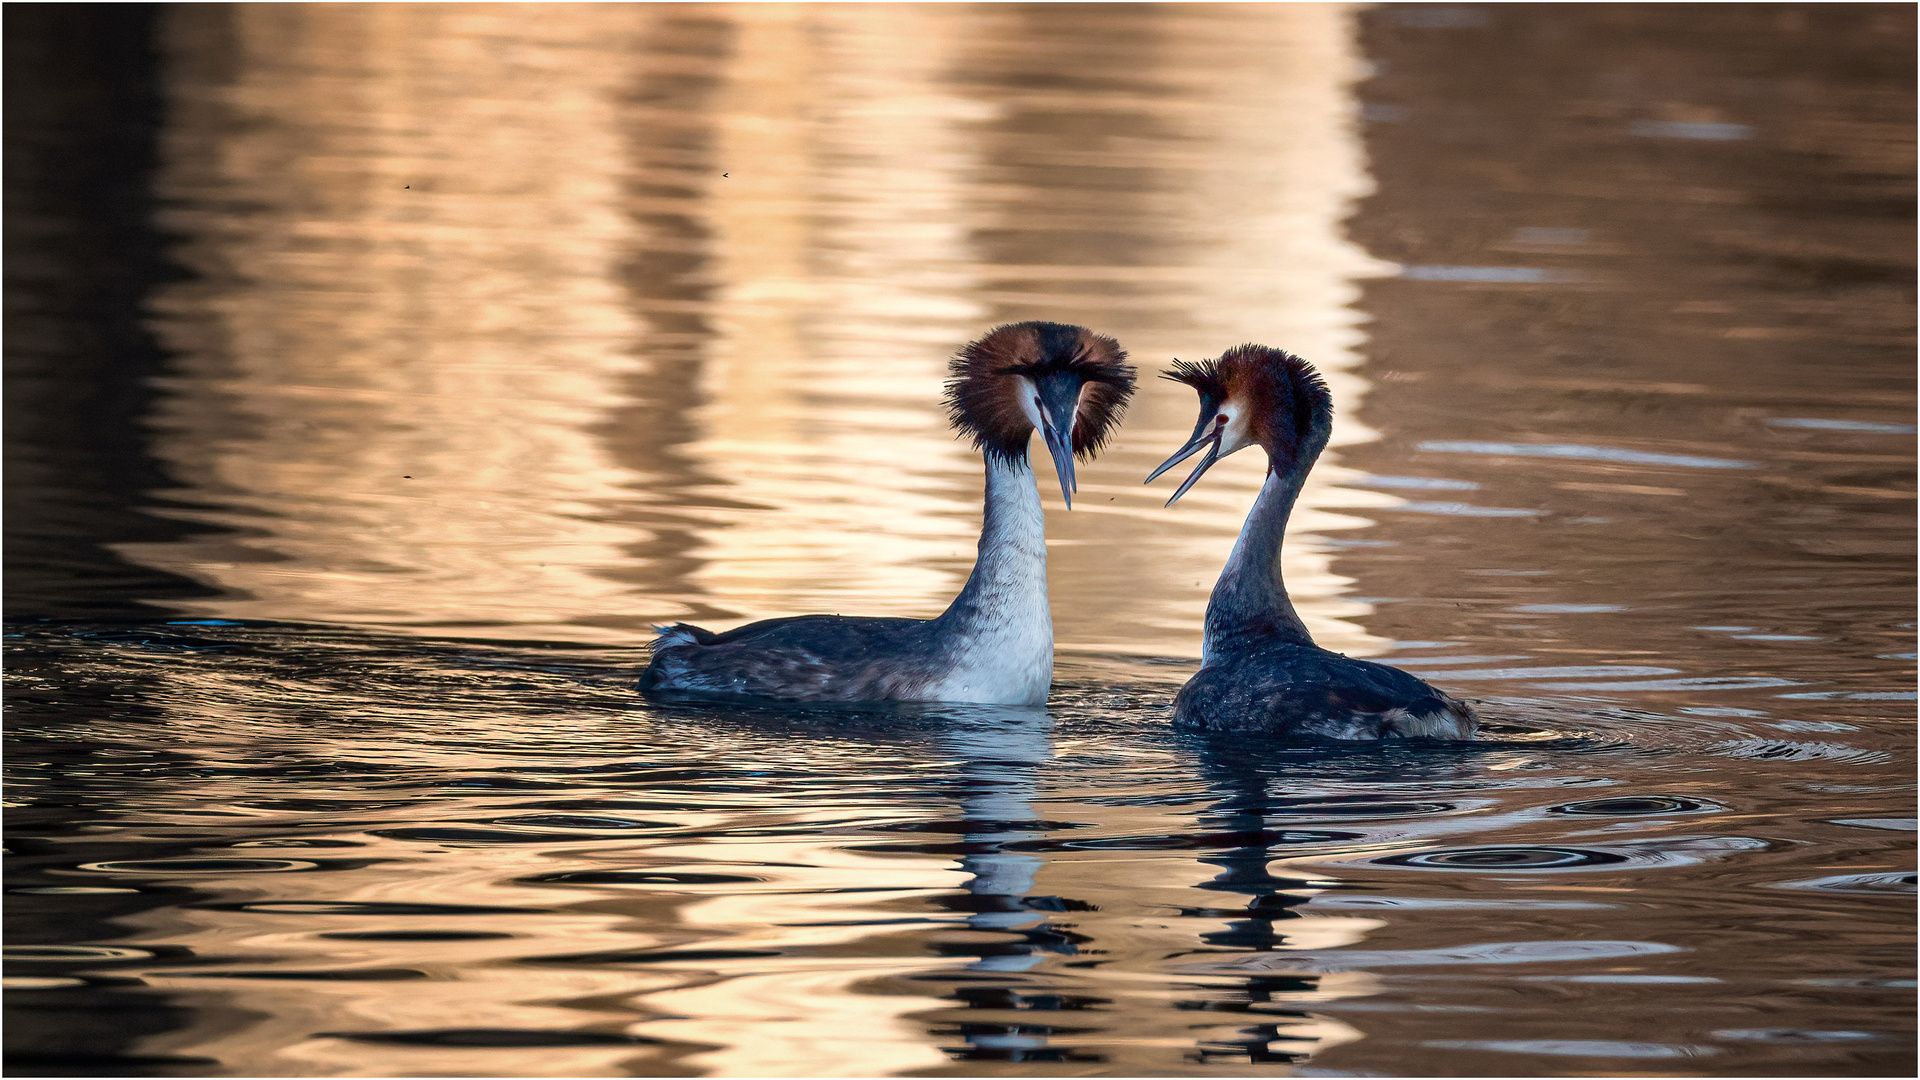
[1163,345,1332,457]
[945,322,1135,462]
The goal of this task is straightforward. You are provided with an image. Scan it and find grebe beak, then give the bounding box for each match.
[1145,403,1224,507]
[1033,375,1083,509]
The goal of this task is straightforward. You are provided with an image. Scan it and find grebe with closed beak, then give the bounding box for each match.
[642,321,1135,705]
[1147,345,1477,740]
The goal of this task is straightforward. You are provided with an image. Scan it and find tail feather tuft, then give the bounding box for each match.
[1383,695,1478,740]
[652,623,714,649]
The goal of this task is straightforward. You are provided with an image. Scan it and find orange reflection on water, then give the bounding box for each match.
[112,11,1406,1068]
[686,3,996,620]
[132,2,659,642]
[126,0,1400,665]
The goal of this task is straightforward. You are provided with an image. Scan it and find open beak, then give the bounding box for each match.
[1034,376,1083,509]
[1144,406,1223,507]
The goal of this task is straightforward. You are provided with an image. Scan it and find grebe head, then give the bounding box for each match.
[945,321,1135,507]
[1145,345,1331,505]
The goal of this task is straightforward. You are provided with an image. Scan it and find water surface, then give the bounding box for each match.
[6,3,1913,1076]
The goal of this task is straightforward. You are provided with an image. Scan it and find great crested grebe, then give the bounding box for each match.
[1146,345,1477,740]
[642,321,1135,705]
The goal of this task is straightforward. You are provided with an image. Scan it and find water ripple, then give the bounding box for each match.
[1417,441,1757,469]
[519,870,765,887]
[1548,796,1719,816]
[1185,939,1683,973]
[1713,1028,1881,1042]
[194,900,545,916]
[1426,1038,1716,1058]
[1337,836,1770,873]
[5,945,160,963]
[318,1029,660,1048]
[1773,872,1915,896]
[75,858,321,874]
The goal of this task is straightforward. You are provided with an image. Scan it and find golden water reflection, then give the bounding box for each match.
[73,664,1402,1078]
[114,9,1403,1070]
[129,1,1398,663]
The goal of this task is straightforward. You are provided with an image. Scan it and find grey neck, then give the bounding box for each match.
[936,453,1050,637]
[1201,452,1317,659]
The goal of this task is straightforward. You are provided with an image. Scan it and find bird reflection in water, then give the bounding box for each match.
[921,708,1107,1065]
[1159,730,1489,1068]
[656,701,1105,1064]
[1178,745,1335,1065]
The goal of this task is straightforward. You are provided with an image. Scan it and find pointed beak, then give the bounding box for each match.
[1035,378,1082,509]
[1145,407,1224,507]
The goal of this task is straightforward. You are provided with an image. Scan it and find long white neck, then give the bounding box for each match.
[930,453,1053,704]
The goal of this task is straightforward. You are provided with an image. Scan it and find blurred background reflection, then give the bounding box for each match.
[117,0,1396,658]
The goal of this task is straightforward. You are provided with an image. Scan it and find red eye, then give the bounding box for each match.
[1215,415,1227,425]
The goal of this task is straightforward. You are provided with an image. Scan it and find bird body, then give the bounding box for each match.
[1149,346,1476,740]
[1174,642,1477,740]
[642,322,1133,705]
[643,455,1052,703]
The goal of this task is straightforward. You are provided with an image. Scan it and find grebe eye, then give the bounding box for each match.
[1215,415,1227,425]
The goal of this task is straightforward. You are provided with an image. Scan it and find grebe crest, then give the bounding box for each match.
[1154,345,1332,504]
[947,321,1134,504]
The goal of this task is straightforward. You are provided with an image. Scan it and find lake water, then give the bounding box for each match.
[6,4,1914,1076]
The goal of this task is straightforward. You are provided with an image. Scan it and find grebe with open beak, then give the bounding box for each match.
[1147,345,1476,740]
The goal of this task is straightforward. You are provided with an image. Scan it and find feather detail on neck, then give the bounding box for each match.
[928,454,1053,704]
[1202,457,1317,661]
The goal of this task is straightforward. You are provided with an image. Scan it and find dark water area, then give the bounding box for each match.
[5,4,222,619]
[5,4,1914,1077]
